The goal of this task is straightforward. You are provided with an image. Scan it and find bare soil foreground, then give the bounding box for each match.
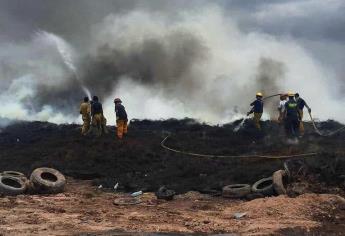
[0,119,345,235]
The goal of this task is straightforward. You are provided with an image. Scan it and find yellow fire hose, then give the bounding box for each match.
[161,135,318,160]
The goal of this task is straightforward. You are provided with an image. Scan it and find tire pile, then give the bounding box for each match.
[0,167,66,196]
[222,169,287,199]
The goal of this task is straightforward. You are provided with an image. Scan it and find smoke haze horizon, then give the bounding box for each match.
[0,1,344,125]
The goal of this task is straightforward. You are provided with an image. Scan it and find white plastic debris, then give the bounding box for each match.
[131,191,143,197]
[233,212,247,219]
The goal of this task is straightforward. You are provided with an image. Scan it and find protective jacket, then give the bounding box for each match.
[285,100,299,119]
[80,102,91,117]
[250,99,264,113]
[115,104,127,120]
[91,101,103,116]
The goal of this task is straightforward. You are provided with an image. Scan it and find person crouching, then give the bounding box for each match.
[114,98,128,139]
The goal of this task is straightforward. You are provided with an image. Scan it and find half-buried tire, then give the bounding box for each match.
[0,175,27,196]
[252,177,274,196]
[222,184,251,198]
[30,168,66,194]
[273,170,287,195]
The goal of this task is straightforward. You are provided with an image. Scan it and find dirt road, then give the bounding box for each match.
[0,179,344,235]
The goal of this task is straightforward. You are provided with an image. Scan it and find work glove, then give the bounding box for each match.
[308,108,311,113]
[246,112,250,116]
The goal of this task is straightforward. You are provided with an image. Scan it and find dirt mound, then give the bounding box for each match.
[0,119,344,194]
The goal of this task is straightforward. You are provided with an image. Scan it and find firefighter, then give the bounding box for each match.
[247,92,264,130]
[114,98,128,139]
[91,96,104,136]
[79,96,91,135]
[284,92,300,138]
[278,94,287,123]
[295,93,311,136]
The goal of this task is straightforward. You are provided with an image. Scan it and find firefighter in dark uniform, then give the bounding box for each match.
[247,92,264,130]
[91,96,104,136]
[114,98,128,139]
[284,92,300,138]
[295,93,311,136]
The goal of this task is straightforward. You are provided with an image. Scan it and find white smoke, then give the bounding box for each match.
[0,5,344,125]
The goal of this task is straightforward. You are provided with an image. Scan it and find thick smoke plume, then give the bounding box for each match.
[0,2,344,125]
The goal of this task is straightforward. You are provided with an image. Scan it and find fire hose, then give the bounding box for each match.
[161,135,318,159]
[161,93,344,158]
[308,111,345,137]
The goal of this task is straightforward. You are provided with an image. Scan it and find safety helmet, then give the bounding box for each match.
[114,98,122,103]
[287,91,294,97]
[256,92,263,97]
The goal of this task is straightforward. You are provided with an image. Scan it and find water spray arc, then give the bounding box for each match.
[35,31,91,100]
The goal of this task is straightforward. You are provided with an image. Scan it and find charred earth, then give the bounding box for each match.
[0,118,344,196]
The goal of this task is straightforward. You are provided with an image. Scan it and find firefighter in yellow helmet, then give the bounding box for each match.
[114,98,128,139]
[247,92,264,130]
[79,96,91,135]
[284,92,301,138]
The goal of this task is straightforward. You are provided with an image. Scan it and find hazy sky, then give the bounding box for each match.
[0,0,344,124]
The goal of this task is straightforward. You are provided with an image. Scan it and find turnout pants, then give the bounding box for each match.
[116,119,128,139]
[92,113,103,136]
[81,115,91,135]
[254,112,262,130]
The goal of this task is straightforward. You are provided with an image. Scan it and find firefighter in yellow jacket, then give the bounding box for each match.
[114,98,128,139]
[79,96,91,135]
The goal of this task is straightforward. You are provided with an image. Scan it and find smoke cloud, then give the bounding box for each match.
[0,1,344,125]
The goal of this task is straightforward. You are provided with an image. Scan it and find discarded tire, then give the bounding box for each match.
[30,168,66,194]
[222,184,251,198]
[273,170,287,195]
[155,186,176,201]
[252,177,274,196]
[1,171,25,178]
[1,171,28,182]
[0,175,27,196]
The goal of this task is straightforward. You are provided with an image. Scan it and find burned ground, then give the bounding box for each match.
[0,119,344,195]
[1,119,345,235]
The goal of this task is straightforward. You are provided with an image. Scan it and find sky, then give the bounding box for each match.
[0,0,344,125]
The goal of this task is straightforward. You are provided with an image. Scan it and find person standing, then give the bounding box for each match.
[284,92,300,138]
[79,97,91,135]
[114,98,128,139]
[278,94,287,123]
[91,96,104,136]
[294,93,311,136]
[247,92,264,130]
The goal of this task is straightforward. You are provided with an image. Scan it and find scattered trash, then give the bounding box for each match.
[131,190,143,197]
[233,212,247,219]
[113,182,119,190]
[98,185,103,189]
[113,197,142,205]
